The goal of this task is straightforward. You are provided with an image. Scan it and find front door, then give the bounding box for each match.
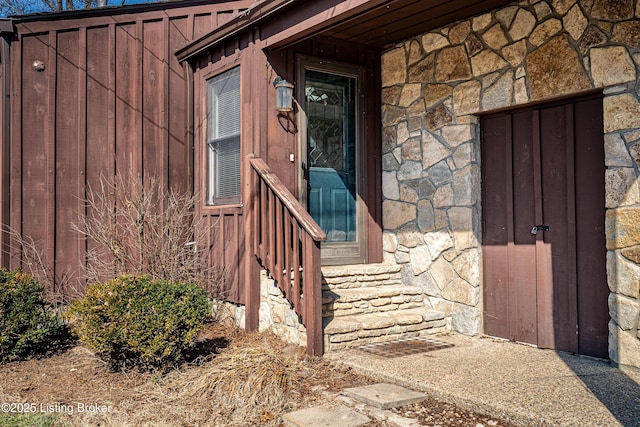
[481,94,608,358]
[298,58,365,264]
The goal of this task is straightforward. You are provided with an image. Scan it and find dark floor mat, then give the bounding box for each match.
[358,337,454,357]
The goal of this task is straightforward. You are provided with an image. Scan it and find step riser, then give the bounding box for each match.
[323,297,425,317]
[322,284,426,317]
[321,264,403,291]
[324,321,448,352]
[323,307,447,352]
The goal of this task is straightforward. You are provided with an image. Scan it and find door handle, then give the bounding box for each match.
[301,162,309,181]
[531,225,550,235]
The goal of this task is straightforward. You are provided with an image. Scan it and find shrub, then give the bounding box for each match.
[67,275,212,371]
[73,174,223,297]
[0,270,68,362]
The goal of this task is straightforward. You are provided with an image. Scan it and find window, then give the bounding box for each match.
[206,67,240,205]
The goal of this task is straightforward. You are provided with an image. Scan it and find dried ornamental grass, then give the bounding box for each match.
[165,332,311,423]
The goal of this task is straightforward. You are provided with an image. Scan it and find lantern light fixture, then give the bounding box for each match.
[273,76,294,112]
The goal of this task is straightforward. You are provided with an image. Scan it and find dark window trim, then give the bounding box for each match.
[203,64,242,208]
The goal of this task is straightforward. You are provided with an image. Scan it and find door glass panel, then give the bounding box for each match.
[305,70,357,242]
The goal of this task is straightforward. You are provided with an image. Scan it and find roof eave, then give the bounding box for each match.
[11,0,231,23]
[175,0,297,63]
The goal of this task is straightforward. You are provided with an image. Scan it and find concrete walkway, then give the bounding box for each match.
[324,334,640,427]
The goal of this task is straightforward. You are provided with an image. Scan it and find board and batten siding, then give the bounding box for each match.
[1,25,11,269]
[4,2,251,299]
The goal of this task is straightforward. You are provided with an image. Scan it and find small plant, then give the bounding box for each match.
[2,227,81,305]
[0,270,69,362]
[67,275,212,371]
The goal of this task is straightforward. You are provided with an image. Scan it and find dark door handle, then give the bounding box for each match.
[301,162,309,181]
[531,225,550,235]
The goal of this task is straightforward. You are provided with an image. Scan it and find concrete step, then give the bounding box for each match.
[343,383,428,409]
[322,285,426,317]
[283,384,427,426]
[323,308,446,352]
[283,404,369,427]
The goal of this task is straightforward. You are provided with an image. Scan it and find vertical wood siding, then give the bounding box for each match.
[6,3,250,297]
[0,32,11,268]
[206,209,244,303]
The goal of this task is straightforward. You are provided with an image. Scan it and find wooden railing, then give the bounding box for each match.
[248,155,327,356]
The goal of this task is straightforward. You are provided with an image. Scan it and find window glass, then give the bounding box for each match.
[206,67,240,205]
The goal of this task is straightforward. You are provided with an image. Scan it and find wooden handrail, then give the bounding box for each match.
[249,156,326,241]
[248,154,326,356]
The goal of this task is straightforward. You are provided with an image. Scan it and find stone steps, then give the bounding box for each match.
[321,263,403,290]
[322,285,425,317]
[323,308,447,351]
[320,263,448,351]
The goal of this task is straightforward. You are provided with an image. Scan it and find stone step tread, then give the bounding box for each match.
[321,279,404,291]
[322,285,422,303]
[322,301,427,318]
[321,263,402,278]
[323,308,445,335]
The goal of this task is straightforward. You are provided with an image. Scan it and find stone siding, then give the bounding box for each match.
[259,271,307,347]
[255,263,447,351]
[381,0,640,368]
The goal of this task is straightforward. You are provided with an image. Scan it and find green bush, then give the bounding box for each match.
[0,270,68,362]
[67,275,211,371]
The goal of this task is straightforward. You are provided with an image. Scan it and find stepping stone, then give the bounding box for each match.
[343,383,427,409]
[283,404,370,427]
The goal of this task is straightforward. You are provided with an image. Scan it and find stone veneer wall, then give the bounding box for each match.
[380,0,640,368]
[258,271,307,347]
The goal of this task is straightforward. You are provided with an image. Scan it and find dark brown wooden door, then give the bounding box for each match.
[481,95,608,358]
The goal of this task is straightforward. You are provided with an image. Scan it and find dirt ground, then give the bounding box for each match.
[0,325,517,427]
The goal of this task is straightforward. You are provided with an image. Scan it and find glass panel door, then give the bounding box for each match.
[298,58,365,264]
[306,71,356,242]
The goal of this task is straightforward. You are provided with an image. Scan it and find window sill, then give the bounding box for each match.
[200,203,243,215]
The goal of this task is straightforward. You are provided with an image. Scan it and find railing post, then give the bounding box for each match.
[292,221,301,309]
[304,235,323,356]
[244,155,260,332]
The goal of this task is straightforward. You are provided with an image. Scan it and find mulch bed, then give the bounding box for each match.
[0,324,517,426]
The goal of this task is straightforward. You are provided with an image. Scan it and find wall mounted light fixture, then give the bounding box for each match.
[273,76,294,112]
[32,60,45,72]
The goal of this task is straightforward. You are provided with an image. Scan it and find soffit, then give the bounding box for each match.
[178,0,515,61]
[318,0,514,48]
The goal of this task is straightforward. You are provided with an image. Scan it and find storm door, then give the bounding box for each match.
[298,58,365,264]
[481,95,608,359]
